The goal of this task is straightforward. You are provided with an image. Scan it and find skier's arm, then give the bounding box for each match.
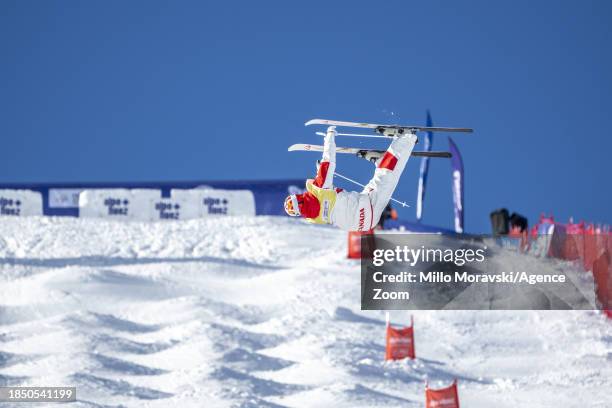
[313,126,336,189]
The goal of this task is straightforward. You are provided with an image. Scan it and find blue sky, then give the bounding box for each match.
[1,1,610,232]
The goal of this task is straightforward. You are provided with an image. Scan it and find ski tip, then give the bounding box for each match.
[452,128,474,133]
[305,119,323,127]
[419,127,474,133]
[411,151,453,158]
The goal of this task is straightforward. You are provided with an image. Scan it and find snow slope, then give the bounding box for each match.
[0,216,610,407]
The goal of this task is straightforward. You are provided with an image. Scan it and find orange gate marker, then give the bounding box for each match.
[385,313,415,360]
[425,379,460,408]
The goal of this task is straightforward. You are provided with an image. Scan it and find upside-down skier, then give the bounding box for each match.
[284,126,417,231]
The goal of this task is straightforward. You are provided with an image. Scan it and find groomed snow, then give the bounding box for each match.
[0,216,610,407]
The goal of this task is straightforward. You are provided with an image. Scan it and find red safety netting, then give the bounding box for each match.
[592,249,611,315]
[425,380,460,408]
[560,233,584,261]
[508,227,529,252]
[531,217,611,319]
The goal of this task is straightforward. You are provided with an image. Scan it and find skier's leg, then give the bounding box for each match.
[313,126,337,188]
[362,134,417,226]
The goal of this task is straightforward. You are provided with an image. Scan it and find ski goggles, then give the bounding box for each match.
[284,194,301,217]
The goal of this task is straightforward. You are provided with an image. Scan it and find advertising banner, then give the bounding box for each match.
[170,189,256,217]
[0,189,43,216]
[0,179,302,217]
[49,188,83,208]
[79,189,160,221]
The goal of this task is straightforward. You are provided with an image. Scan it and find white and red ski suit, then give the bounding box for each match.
[299,127,416,231]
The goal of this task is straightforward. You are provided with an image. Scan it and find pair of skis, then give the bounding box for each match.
[289,118,473,162]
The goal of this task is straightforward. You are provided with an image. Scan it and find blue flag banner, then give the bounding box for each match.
[448,137,464,233]
[416,111,433,222]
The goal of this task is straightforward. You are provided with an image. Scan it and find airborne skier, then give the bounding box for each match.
[284,126,417,231]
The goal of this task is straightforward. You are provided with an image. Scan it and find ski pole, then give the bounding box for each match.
[334,171,410,208]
